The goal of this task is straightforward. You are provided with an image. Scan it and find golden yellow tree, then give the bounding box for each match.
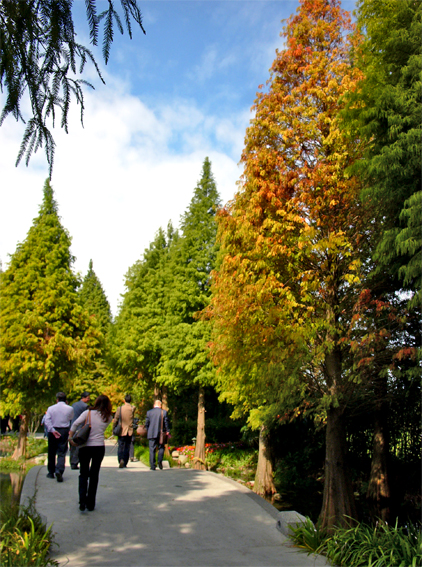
[208,0,372,530]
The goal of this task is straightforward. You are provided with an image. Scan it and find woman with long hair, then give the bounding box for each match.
[69,395,112,511]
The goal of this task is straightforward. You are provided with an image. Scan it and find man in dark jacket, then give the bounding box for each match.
[69,392,90,470]
[145,400,170,470]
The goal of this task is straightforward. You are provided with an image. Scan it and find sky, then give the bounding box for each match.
[0,0,357,316]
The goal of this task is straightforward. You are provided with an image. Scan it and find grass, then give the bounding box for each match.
[133,443,176,468]
[0,499,57,567]
[289,517,422,566]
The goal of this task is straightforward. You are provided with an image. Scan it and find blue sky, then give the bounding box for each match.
[0,0,357,316]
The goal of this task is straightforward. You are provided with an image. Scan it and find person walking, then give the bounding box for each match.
[69,392,90,470]
[145,400,170,470]
[68,395,113,512]
[112,394,136,468]
[44,392,74,482]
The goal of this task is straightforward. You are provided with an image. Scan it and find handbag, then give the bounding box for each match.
[72,410,91,446]
[158,409,168,445]
[137,423,147,437]
[113,406,122,436]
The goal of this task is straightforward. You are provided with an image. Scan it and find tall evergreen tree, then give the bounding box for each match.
[110,223,177,398]
[342,0,422,307]
[72,260,113,400]
[80,260,112,330]
[0,180,101,457]
[160,157,221,469]
[340,0,422,518]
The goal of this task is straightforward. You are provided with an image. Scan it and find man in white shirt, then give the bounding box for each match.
[44,392,74,482]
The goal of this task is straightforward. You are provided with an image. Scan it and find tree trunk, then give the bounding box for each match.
[154,384,161,401]
[10,472,25,505]
[320,405,357,531]
[254,425,276,497]
[12,413,28,460]
[161,386,168,410]
[367,399,390,522]
[161,386,171,457]
[193,386,206,470]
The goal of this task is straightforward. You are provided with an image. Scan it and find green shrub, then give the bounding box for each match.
[290,518,422,566]
[206,445,257,481]
[25,439,48,460]
[0,500,57,566]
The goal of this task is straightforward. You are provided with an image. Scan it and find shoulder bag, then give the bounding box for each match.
[159,409,168,445]
[137,422,147,437]
[72,410,91,446]
[113,406,123,436]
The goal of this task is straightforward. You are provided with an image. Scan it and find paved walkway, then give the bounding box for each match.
[21,441,329,567]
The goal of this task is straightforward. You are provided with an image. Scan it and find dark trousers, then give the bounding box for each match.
[117,434,132,466]
[47,428,69,475]
[69,442,80,467]
[129,434,136,459]
[78,445,105,510]
[148,438,164,470]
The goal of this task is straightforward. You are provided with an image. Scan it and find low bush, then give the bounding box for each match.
[290,517,422,566]
[0,500,57,566]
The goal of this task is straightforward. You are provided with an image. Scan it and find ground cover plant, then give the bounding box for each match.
[290,517,422,566]
[0,500,57,567]
[0,436,63,565]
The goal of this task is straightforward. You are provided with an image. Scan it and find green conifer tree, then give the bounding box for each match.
[0,180,101,458]
[71,260,113,400]
[160,157,221,469]
[343,0,422,307]
[80,260,112,330]
[110,223,178,399]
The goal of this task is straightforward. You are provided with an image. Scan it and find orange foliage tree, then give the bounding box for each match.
[207,0,374,529]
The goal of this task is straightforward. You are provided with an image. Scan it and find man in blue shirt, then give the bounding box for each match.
[44,392,74,482]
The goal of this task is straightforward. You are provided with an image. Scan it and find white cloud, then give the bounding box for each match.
[0,83,248,316]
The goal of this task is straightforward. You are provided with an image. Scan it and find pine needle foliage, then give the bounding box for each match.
[341,0,422,308]
[0,0,145,176]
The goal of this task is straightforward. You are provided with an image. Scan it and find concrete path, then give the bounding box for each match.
[21,442,329,567]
